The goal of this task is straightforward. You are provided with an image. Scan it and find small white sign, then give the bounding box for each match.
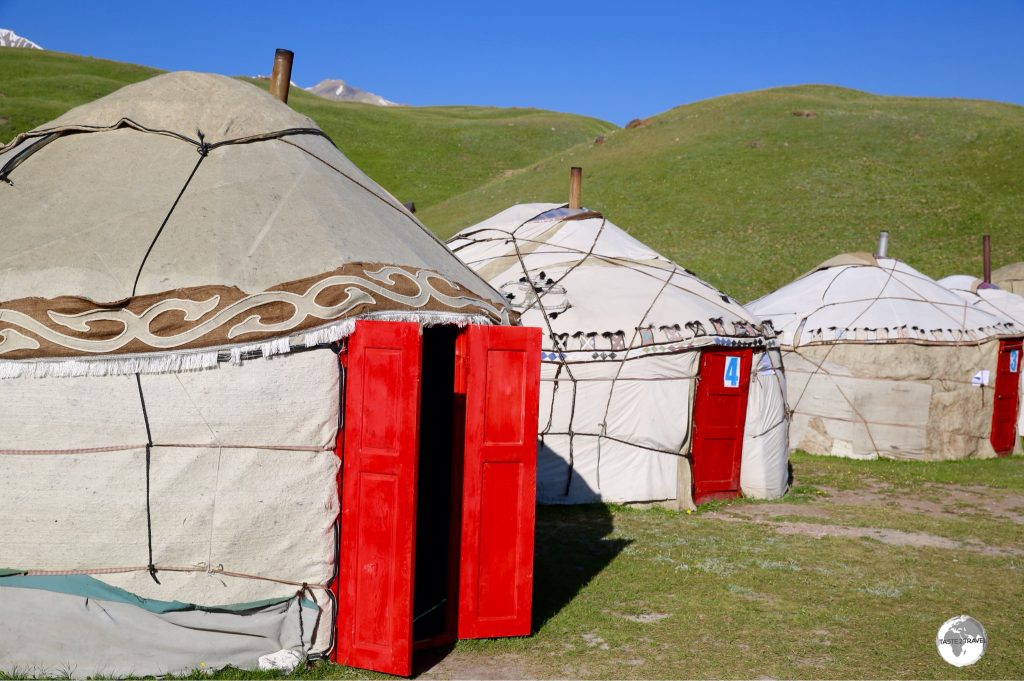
[1011,350,1020,373]
[723,355,741,388]
[971,370,990,387]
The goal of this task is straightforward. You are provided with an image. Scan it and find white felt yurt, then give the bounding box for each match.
[748,252,1023,460]
[447,203,790,506]
[938,274,1024,439]
[0,72,512,677]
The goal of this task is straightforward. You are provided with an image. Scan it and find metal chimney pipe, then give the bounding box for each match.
[269,49,294,103]
[875,230,889,258]
[569,166,582,209]
[983,234,992,284]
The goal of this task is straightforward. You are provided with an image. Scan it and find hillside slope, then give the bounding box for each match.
[422,86,1024,301]
[0,48,615,211]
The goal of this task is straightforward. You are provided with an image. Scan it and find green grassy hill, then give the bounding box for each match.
[4,49,1022,302]
[0,48,614,212]
[421,85,1024,301]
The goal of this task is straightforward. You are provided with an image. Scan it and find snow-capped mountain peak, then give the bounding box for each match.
[306,78,399,107]
[0,29,42,49]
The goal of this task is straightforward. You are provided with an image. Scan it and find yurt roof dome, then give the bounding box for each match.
[0,72,508,375]
[449,203,771,360]
[938,275,1024,325]
[993,262,1024,290]
[748,253,1021,348]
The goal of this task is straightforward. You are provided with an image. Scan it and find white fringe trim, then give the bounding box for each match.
[0,312,491,380]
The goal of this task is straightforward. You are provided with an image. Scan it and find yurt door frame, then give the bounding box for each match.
[691,348,753,504]
[991,338,1022,455]
[332,320,541,676]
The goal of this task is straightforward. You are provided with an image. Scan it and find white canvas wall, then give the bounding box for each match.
[0,349,341,656]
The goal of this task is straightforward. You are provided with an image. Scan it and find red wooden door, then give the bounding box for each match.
[991,338,1022,456]
[334,320,422,676]
[691,348,753,505]
[455,324,541,639]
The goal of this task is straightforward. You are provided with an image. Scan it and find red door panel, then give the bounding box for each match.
[335,320,422,676]
[455,325,541,639]
[991,338,1022,456]
[691,348,753,505]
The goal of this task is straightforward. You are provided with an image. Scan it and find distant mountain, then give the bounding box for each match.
[306,78,399,107]
[0,29,42,49]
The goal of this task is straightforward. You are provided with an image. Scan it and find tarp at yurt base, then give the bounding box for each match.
[748,252,1024,460]
[0,72,511,677]
[447,203,790,506]
[993,262,1024,296]
[939,274,1024,440]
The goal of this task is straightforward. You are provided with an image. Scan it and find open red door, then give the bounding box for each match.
[991,338,1022,456]
[455,325,541,639]
[691,348,753,505]
[335,320,422,676]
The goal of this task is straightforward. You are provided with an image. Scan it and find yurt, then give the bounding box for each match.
[748,239,1023,461]
[446,179,789,508]
[938,273,1024,442]
[0,64,540,678]
[993,262,1024,296]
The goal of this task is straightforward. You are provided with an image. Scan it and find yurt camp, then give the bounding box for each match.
[748,234,1023,461]
[0,55,540,678]
[446,169,790,508]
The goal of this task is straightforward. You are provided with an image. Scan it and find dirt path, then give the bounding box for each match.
[706,477,1024,555]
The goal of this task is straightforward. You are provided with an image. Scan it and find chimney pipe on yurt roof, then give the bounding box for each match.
[983,234,992,285]
[270,48,294,103]
[569,166,582,209]
[875,230,889,258]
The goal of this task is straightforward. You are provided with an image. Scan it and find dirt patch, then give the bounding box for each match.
[419,652,542,680]
[621,612,671,624]
[767,520,1022,556]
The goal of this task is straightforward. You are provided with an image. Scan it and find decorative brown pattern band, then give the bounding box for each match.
[0,263,508,360]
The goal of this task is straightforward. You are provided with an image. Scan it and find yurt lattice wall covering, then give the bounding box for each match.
[748,253,1023,460]
[447,204,790,505]
[0,72,515,677]
[939,275,1024,440]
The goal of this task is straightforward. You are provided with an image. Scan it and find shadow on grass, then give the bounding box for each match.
[531,503,631,632]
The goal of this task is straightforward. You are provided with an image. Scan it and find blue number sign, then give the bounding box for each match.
[1011,349,1020,374]
[723,355,741,388]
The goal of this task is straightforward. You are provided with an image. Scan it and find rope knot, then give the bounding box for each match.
[196,130,210,157]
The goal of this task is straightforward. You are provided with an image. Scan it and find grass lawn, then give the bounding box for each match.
[106,450,1023,680]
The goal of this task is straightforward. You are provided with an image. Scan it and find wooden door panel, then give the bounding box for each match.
[692,349,753,503]
[991,339,1022,456]
[455,325,541,639]
[335,320,422,676]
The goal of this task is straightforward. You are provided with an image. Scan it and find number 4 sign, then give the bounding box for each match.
[723,355,741,388]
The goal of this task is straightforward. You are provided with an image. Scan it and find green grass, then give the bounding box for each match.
[0,49,615,213]
[419,85,1024,301]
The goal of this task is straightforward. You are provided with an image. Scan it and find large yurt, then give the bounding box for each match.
[447,193,790,507]
[0,68,540,678]
[938,273,1024,441]
[993,262,1024,296]
[748,245,1023,460]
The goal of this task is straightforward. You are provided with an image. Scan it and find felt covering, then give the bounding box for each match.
[450,204,789,503]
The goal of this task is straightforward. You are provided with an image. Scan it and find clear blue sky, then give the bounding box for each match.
[2,0,1022,125]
